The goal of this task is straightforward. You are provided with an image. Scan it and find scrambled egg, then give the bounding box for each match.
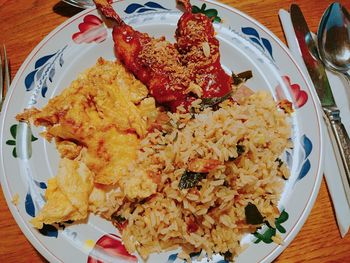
[18,58,157,185]
[119,168,158,199]
[18,58,159,227]
[31,158,94,229]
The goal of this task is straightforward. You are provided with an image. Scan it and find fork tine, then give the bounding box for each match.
[0,47,3,104]
[3,45,10,94]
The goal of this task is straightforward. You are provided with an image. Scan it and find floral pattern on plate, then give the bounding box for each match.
[276,76,309,109]
[24,46,67,103]
[241,27,274,60]
[72,14,107,44]
[124,1,169,14]
[87,234,137,262]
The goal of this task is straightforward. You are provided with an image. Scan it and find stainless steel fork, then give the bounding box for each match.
[0,45,10,112]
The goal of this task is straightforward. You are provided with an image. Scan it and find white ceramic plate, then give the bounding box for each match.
[0,0,323,262]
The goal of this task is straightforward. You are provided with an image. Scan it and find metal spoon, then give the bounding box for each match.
[317,2,350,83]
[61,0,94,9]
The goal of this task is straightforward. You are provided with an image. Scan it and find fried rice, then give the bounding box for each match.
[105,91,291,261]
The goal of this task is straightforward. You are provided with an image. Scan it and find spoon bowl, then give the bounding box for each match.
[61,0,94,9]
[317,2,350,81]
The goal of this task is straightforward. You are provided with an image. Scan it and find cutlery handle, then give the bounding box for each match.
[323,108,350,206]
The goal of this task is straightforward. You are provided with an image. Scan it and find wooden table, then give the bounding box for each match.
[1,0,350,262]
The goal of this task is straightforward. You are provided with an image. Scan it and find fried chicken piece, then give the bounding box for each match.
[93,0,232,112]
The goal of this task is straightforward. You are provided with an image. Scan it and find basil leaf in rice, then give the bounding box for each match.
[232,70,253,86]
[228,144,246,161]
[200,92,232,110]
[275,157,284,168]
[245,202,264,225]
[221,251,233,261]
[178,171,207,190]
[111,213,126,223]
[236,144,246,155]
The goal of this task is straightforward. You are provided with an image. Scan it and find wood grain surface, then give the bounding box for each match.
[1,0,350,262]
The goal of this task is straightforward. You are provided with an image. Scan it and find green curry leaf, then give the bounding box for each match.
[178,171,207,190]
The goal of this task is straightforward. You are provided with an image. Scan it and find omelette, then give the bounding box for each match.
[31,158,94,229]
[17,58,159,226]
